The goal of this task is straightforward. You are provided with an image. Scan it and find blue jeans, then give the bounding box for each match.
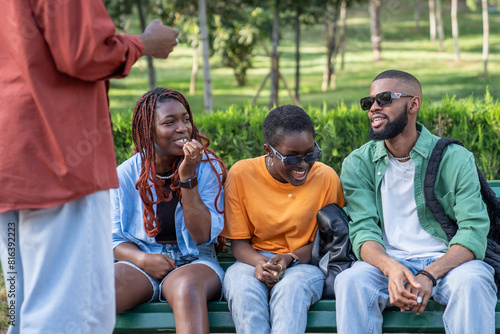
[334,257,497,334]
[0,190,114,334]
[222,251,325,334]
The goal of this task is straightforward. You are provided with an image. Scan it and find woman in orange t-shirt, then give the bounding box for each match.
[222,105,344,334]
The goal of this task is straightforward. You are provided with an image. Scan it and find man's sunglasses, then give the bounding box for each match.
[360,91,414,111]
[268,141,322,167]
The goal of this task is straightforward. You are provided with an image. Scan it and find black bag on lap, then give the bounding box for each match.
[311,203,356,299]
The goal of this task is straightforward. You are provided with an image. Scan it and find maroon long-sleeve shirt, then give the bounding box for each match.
[0,0,144,212]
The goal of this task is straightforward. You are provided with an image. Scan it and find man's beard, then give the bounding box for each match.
[369,103,409,141]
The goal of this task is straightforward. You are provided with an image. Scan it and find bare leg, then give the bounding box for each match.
[162,263,221,334]
[115,263,154,314]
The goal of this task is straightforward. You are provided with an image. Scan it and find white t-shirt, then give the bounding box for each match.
[381,157,447,259]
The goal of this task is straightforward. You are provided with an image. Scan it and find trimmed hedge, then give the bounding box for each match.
[112,92,500,179]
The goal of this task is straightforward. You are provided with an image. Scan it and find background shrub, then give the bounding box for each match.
[112,92,500,179]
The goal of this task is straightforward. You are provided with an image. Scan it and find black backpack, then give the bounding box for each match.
[424,137,500,297]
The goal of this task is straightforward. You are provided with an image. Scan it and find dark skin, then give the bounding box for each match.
[231,131,317,287]
[114,99,220,334]
[361,78,476,314]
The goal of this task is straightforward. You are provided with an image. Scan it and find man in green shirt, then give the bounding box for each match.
[335,70,496,334]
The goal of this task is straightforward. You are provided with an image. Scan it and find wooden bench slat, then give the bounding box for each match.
[115,300,500,333]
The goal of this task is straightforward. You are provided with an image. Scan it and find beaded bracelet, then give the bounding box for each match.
[417,269,437,287]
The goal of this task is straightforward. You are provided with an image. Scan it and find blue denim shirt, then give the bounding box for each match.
[111,153,225,256]
[341,123,489,260]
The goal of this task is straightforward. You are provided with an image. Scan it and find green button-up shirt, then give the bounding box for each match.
[340,123,489,260]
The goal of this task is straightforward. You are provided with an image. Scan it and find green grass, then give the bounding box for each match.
[0,264,7,333]
[108,3,500,118]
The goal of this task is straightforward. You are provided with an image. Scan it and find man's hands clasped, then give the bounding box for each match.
[386,261,435,315]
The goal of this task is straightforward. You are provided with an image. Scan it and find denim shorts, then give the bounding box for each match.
[118,243,225,302]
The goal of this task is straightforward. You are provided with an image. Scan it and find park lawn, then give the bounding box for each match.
[108,3,500,118]
[0,265,7,332]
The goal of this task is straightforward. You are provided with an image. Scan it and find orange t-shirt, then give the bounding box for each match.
[222,156,345,254]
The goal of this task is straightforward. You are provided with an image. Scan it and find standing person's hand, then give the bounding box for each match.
[139,19,179,59]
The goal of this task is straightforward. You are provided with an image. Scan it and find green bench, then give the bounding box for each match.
[114,181,500,333]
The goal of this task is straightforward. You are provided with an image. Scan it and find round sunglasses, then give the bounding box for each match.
[360,91,414,111]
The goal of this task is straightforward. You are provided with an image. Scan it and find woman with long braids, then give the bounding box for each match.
[112,88,227,333]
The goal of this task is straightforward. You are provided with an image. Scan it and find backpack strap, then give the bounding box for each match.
[423,137,464,241]
[424,137,500,297]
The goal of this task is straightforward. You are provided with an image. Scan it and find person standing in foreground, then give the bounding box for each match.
[222,105,344,333]
[0,1,178,333]
[335,70,497,334]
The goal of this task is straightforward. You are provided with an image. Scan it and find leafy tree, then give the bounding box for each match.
[212,4,271,87]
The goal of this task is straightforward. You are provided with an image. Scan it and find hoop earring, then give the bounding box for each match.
[266,156,274,170]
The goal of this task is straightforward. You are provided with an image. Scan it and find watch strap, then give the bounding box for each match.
[178,175,198,189]
[285,252,299,267]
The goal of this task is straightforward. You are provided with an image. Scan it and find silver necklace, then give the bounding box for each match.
[156,173,174,180]
[387,151,411,161]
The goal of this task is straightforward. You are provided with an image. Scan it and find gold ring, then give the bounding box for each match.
[190,155,197,160]
[278,264,283,271]
[199,150,204,155]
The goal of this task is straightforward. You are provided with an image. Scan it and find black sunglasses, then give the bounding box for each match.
[268,141,322,167]
[360,91,414,111]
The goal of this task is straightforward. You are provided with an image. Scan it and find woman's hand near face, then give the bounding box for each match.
[178,139,205,181]
[177,138,212,244]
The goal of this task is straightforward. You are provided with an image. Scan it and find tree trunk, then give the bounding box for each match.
[294,6,301,101]
[322,3,340,92]
[482,0,489,75]
[339,1,347,71]
[137,1,156,91]
[369,0,382,62]
[451,0,460,61]
[429,0,436,41]
[190,42,199,95]
[269,0,280,109]
[436,0,445,52]
[198,0,212,113]
[119,0,127,31]
[414,0,421,32]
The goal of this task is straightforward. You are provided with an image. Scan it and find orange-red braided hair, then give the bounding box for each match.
[132,88,227,237]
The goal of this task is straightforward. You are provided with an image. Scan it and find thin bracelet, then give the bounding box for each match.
[285,252,299,267]
[417,269,437,286]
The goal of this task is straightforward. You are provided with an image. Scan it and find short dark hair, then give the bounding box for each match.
[262,105,315,147]
[373,70,421,92]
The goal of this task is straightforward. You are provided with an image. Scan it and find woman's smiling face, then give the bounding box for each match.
[265,131,316,187]
[153,99,193,160]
